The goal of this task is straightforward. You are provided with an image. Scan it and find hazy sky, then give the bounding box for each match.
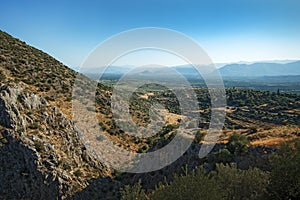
[1,0,300,68]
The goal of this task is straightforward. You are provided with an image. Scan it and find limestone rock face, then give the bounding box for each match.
[0,85,24,129]
[0,84,110,199]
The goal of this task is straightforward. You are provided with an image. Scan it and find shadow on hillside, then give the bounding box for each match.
[70,143,274,199]
[70,176,121,200]
[0,130,60,200]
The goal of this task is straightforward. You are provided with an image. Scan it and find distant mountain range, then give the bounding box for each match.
[84,60,300,80]
[219,61,300,77]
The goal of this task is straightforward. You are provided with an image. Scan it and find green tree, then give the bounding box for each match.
[214,164,269,200]
[214,149,233,164]
[266,139,300,200]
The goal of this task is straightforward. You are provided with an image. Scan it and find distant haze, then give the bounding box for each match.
[82,60,300,78]
[219,61,300,77]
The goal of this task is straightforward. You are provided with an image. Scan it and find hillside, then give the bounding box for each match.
[0,30,115,199]
[0,30,76,118]
[0,30,300,199]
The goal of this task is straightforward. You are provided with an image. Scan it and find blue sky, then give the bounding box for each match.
[1,0,300,68]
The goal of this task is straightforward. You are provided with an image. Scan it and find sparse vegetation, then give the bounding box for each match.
[74,169,82,177]
[1,29,299,199]
[267,139,300,199]
[34,141,45,152]
[121,139,300,200]
[120,180,147,200]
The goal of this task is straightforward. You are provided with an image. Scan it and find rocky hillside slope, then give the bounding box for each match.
[0,30,112,199]
[0,30,76,118]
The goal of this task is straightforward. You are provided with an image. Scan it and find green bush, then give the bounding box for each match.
[195,130,205,143]
[74,169,82,177]
[214,149,233,164]
[34,141,45,152]
[266,139,300,200]
[0,70,5,80]
[120,180,147,200]
[214,164,269,200]
[150,169,225,200]
[138,144,149,153]
[60,159,72,171]
[29,122,40,129]
[227,133,248,154]
[120,139,299,200]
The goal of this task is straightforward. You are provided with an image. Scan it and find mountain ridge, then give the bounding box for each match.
[219,61,300,77]
[80,61,300,81]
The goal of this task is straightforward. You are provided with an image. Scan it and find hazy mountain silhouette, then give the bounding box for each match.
[219,61,300,77]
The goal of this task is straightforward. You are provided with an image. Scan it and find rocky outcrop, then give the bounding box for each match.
[0,84,110,199]
[0,85,25,129]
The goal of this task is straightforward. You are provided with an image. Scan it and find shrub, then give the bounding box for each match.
[138,144,149,153]
[74,169,82,177]
[29,122,40,129]
[227,133,248,154]
[214,164,269,200]
[266,139,300,200]
[45,96,55,101]
[34,141,45,152]
[0,70,5,80]
[65,97,72,102]
[60,159,72,171]
[120,180,147,200]
[194,130,205,143]
[214,149,233,164]
[249,127,258,134]
[150,169,225,200]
